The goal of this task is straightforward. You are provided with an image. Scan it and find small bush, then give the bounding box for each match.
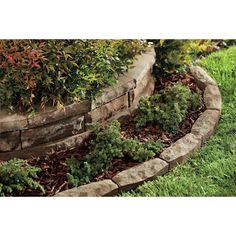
[150,40,218,75]
[135,83,202,132]
[0,40,146,112]
[67,120,163,187]
[0,158,45,196]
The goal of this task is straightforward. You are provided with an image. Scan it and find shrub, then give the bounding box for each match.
[0,40,147,112]
[67,120,163,187]
[135,83,202,132]
[150,40,218,75]
[0,158,45,196]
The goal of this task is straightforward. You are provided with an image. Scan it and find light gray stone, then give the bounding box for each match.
[145,46,156,57]
[55,179,118,197]
[91,75,135,109]
[0,131,21,152]
[0,130,92,161]
[204,85,222,111]
[190,66,217,89]
[112,158,169,192]
[191,110,220,143]
[0,112,28,133]
[86,94,128,123]
[126,53,155,84]
[160,133,202,169]
[129,74,155,108]
[27,100,91,128]
[21,116,84,148]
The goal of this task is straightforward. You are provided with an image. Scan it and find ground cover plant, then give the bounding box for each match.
[135,82,202,132]
[0,159,44,196]
[67,120,163,187]
[0,40,146,112]
[121,46,236,196]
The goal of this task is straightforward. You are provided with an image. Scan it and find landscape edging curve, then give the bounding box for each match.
[55,65,222,197]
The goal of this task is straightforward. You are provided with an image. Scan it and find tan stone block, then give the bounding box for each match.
[22,116,84,148]
[0,112,28,133]
[0,131,21,152]
[112,158,169,192]
[190,66,217,89]
[204,85,222,111]
[160,133,202,169]
[27,100,91,128]
[55,179,118,197]
[191,110,220,143]
[86,94,128,123]
[0,130,92,161]
[91,75,135,109]
[130,74,155,108]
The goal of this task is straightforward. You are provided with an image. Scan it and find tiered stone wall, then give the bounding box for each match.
[0,47,156,160]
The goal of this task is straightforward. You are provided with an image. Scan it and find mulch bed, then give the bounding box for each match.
[22,72,205,196]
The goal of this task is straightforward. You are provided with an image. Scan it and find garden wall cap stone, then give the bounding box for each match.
[204,85,222,111]
[190,66,217,89]
[91,75,136,109]
[112,158,169,192]
[160,133,202,169]
[126,51,155,84]
[0,112,28,133]
[27,100,91,129]
[55,179,118,197]
[191,109,220,144]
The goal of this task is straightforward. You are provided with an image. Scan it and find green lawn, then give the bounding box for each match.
[121,46,236,197]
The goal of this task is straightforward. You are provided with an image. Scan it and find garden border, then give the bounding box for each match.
[0,47,155,160]
[55,66,222,197]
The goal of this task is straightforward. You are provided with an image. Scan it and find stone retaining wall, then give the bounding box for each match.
[0,47,156,160]
[55,66,222,197]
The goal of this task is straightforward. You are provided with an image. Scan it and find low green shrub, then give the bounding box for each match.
[0,158,45,196]
[0,40,146,112]
[67,120,163,187]
[135,83,202,132]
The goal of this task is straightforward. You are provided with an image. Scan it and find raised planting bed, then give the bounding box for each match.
[0,64,222,197]
[0,47,155,160]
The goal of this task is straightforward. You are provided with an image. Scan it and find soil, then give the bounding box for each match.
[21,72,205,196]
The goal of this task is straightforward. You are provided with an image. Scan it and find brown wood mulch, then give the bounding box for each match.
[21,72,205,196]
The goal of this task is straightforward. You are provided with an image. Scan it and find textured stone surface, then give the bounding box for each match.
[191,110,220,143]
[0,131,21,152]
[204,85,222,111]
[21,116,84,148]
[0,131,92,160]
[55,180,118,197]
[86,94,128,123]
[126,51,155,84]
[160,133,202,169]
[190,66,217,89]
[129,74,155,108]
[112,158,169,192]
[27,100,91,128]
[0,112,28,133]
[92,75,135,109]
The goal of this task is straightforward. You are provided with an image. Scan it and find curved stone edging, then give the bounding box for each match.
[0,46,156,160]
[55,65,222,197]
